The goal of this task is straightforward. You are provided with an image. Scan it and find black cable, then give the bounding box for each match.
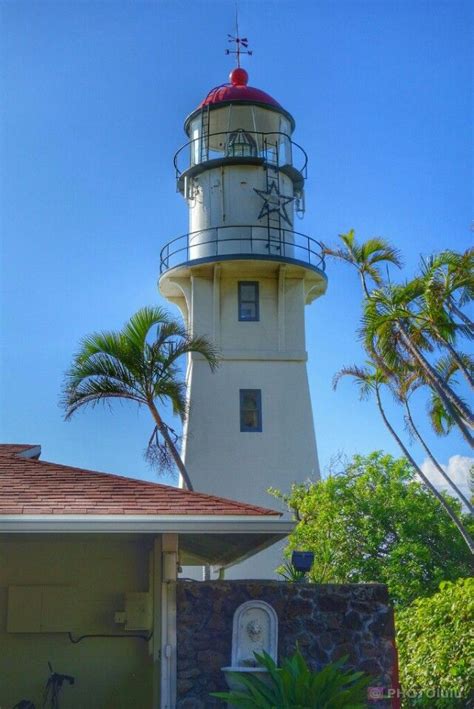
[68,631,152,644]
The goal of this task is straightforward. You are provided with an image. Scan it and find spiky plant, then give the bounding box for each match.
[211,649,370,708]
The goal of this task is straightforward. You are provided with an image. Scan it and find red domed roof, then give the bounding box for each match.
[198,68,283,110]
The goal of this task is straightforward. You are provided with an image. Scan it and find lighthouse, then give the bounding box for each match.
[159,53,327,578]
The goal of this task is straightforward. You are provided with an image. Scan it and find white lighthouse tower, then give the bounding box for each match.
[159,52,327,578]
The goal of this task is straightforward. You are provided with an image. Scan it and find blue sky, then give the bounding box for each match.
[1,0,472,490]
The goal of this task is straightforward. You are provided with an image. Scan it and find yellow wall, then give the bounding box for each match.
[0,535,154,708]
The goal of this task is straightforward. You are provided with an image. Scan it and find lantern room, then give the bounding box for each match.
[174,68,306,200]
[161,66,325,280]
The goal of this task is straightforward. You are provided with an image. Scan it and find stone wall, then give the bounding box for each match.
[176,580,396,708]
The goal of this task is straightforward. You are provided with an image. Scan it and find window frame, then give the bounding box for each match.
[240,389,262,433]
[238,281,260,322]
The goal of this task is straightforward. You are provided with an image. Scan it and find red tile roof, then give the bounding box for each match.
[0,444,279,517]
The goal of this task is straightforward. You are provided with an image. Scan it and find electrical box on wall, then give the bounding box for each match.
[7,586,73,633]
[124,592,152,631]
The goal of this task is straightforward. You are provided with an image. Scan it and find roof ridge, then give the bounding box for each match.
[0,444,40,453]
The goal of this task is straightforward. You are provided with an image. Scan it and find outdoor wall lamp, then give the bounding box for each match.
[291,551,314,573]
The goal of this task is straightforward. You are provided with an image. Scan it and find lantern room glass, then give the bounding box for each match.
[187,105,293,169]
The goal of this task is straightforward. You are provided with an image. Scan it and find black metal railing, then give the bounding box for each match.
[160,225,325,274]
[173,131,308,181]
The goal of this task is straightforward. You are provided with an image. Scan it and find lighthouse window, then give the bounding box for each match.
[238,281,260,321]
[240,390,262,432]
[227,130,258,158]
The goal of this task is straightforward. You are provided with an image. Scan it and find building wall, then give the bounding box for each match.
[0,535,153,708]
[182,266,319,506]
[176,581,396,708]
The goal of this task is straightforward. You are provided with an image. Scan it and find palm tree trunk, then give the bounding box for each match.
[148,401,194,491]
[404,400,473,513]
[448,296,474,334]
[375,386,474,555]
[440,338,474,389]
[360,273,370,299]
[397,323,474,443]
[427,318,474,387]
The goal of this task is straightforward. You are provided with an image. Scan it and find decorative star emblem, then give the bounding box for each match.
[254,180,295,226]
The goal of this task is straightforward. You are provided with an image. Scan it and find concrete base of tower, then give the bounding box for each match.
[160,256,324,584]
[180,357,320,508]
[224,538,287,580]
[180,539,287,581]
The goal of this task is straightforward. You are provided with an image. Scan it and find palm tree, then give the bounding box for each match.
[322,229,402,297]
[363,284,474,445]
[62,306,219,491]
[333,364,474,554]
[416,303,474,390]
[395,371,473,512]
[326,234,473,502]
[426,354,472,439]
[422,248,474,334]
[419,253,474,386]
[325,236,472,391]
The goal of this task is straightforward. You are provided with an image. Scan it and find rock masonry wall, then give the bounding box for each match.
[176,580,396,707]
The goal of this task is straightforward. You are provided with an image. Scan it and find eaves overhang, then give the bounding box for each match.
[0,515,295,568]
[0,514,293,535]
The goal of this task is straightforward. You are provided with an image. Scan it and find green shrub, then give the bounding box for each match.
[211,648,370,708]
[273,452,473,608]
[397,577,474,707]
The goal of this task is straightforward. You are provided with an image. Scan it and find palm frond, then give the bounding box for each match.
[322,246,358,265]
[333,363,386,400]
[62,378,145,419]
[76,330,144,378]
[155,378,188,419]
[339,228,356,249]
[427,392,454,436]
[122,305,171,352]
[61,306,218,489]
[423,248,474,308]
[360,237,402,267]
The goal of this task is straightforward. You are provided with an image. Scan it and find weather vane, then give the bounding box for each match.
[225,9,252,67]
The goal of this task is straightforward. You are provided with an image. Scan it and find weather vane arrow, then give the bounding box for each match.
[225,9,252,67]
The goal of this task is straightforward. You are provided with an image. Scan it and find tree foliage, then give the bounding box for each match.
[323,228,402,296]
[324,233,473,445]
[274,452,473,607]
[324,232,473,552]
[396,578,474,707]
[333,363,474,551]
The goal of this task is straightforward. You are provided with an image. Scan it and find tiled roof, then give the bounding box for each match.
[0,444,279,517]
